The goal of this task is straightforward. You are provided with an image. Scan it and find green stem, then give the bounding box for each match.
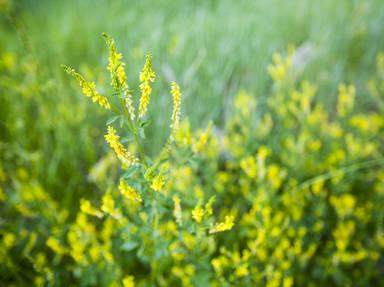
[118,93,148,167]
[292,157,384,193]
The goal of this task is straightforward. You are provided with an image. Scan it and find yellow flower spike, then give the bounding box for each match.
[104,126,139,166]
[122,275,135,287]
[62,65,111,109]
[3,232,16,249]
[205,196,216,217]
[193,122,213,153]
[234,90,256,117]
[235,263,249,277]
[170,81,182,135]
[240,156,257,179]
[119,180,142,203]
[192,205,204,223]
[101,192,120,218]
[209,215,235,234]
[173,196,182,225]
[267,48,294,83]
[102,33,135,120]
[151,174,165,192]
[337,83,356,117]
[138,54,156,118]
[46,237,66,255]
[80,199,103,218]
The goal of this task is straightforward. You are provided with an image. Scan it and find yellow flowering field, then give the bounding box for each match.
[1,1,384,286]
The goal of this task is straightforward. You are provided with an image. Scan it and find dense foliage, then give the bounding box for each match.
[1,1,384,286]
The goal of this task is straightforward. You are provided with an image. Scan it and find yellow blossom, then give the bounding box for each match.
[46,237,66,255]
[80,199,103,218]
[138,54,156,118]
[3,232,16,249]
[103,33,135,120]
[337,83,355,117]
[173,196,182,224]
[205,196,215,216]
[330,194,356,217]
[62,65,111,109]
[193,122,212,153]
[101,192,118,217]
[267,47,294,83]
[209,215,235,234]
[240,156,257,178]
[123,275,135,287]
[151,174,165,191]
[119,179,142,203]
[170,81,182,134]
[104,126,138,166]
[192,205,204,223]
[234,90,256,117]
[235,263,249,277]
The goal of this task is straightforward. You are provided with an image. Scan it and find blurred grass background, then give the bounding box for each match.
[1,0,384,212]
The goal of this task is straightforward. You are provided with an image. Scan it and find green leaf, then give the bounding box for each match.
[140,120,151,128]
[121,241,139,251]
[119,116,125,128]
[123,165,140,178]
[138,127,146,139]
[106,116,120,126]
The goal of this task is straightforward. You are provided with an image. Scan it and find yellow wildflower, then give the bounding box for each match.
[123,275,135,287]
[151,174,165,192]
[104,126,138,166]
[103,33,135,120]
[80,199,103,218]
[283,277,294,287]
[3,232,16,249]
[101,192,118,217]
[192,205,204,223]
[138,54,156,118]
[119,180,142,203]
[209,215,235,234]
[337,83,355,117]
[235,263,249,277]
[170,81,182,134]
[62,65,110,109]
[205,196,215,216]
[240,156,257,178]
[330,194,356,217]
[46,237,66,255]
[87,244,100,262]
[234,90,256,117]
[267,47,294,83]
[193,122,212,153]
[173,196,182,224]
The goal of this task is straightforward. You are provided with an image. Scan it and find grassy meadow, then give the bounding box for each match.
[1,0,384,286]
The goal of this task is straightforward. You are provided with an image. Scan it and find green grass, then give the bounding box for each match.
[2,0,384,209]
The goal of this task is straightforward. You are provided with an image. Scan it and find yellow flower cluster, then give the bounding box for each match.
[170,81,182,134]
[267,46,294,83]
[191,205,204,223]
[46,237,66,255]
[193,122,212,153]
[80,199,103,218]
[104,126,138,166]
[151,174,165,191]
[337,83,356,117]
[209,215,235,234]
[138,54,155,118]
[172,196,182,225]
[103,33,135,120]
[122,275,135,287]
[119,180,142,203]
[61,65,111,109]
